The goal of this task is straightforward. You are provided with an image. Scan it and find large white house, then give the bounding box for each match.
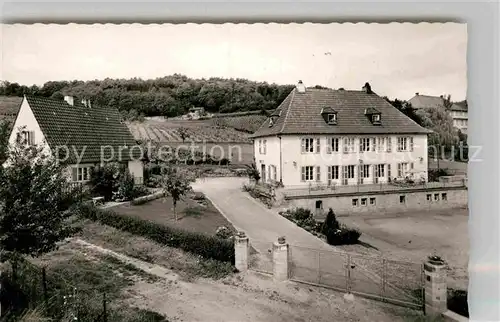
[5,95,144,184]
[251,82,432,189]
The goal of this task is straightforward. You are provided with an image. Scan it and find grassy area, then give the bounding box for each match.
[77,220,235,281]
[114,194,237,236]
[2,246,168,322]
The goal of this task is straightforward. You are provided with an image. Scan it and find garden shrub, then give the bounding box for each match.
[325,224,361,246]
[447,288,469,317]
[215,226,233,239]
[428,168,451,182]
[76,203,235,264]
[289,208,313,222]
[116,170,136,201]
[89,163,121,201]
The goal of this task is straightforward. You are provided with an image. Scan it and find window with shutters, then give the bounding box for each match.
[397,162,408,177]
[327,137,339,153]
[316,166,321,181]
[327,165,339,181]
[377,137,385,152]
[386,137,392,152]
[362,164,370,178]
[258,140,262,154]
[343,165,355,179]
[397,137,413,152]
[375,164,385,178]
[262,139,267,154]
[360,138,371,152]
[301,166,314,181]
[343,137,355,153]
[301,138,315,153]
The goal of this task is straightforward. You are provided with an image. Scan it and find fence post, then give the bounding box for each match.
[424,258,447,317]
[344,254,354,301]
[42,267,48,307]
[234,231,249,272]
[381,259,387,297]
[272,236,289,281]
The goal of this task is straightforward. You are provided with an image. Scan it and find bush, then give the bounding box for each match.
[325,225,361,245]
[76,203,235,264]
[215,226,233,239]
[448,288,469,317]
[116,170,136,201]
[288,208,313,222]
[89,163,121,201]
[428,168,451,182]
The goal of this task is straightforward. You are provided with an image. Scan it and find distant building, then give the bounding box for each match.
[187,107,206,120]
[408,93,468,134]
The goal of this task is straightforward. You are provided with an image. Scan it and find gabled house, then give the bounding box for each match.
[408,93,468,133]
[251,81,432,188]
[5,95,144,184]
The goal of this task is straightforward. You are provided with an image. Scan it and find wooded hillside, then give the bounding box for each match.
[0,75,294,118]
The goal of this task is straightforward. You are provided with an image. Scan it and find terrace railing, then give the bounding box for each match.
[283,179,467,198]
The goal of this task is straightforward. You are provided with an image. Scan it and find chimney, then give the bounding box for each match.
[362,82,372,94]
[64,95,74,106]
[415,92,419,96]
[87,99,92,108]
[296,80,306,93]
[81,98,87,107]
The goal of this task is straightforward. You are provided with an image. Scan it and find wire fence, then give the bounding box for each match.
[288,245,424,310]
[0,257,109,321]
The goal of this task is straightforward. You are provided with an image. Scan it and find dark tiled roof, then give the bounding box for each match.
[451,101,468,112]
[24,95,141,164]
[407,94,445,109]
[0,96,22,117]
[364,107,380,115]
[251,88,431,138]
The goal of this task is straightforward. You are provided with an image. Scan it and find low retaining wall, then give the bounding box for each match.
[442,310,469,322]
[285,188,468,217]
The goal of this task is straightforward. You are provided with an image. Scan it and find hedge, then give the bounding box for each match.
[76,204,235,264]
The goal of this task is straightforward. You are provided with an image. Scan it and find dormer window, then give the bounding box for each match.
[327,113,337,124]
[321,107,338,125]
[364,107,382,125]
[269,118,275,127]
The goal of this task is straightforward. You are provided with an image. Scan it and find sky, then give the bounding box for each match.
[1,23,467,101]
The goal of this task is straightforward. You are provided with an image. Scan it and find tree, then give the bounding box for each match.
[321,208,340,235]
[161,166,194,220]
[245,162,261,183]
[0,120,11,164]
[176,127,189,142]
[0,134,82,258]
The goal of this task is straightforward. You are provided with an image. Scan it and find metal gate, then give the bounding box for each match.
[288,245,424,310]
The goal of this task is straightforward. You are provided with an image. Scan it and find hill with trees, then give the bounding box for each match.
[0,75,295,120]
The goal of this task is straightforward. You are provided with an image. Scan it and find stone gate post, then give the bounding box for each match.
[234,231,249,272]
[273,236,289,281]
[424,256,448,317]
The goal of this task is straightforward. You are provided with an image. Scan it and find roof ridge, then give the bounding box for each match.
[280,88,296,134]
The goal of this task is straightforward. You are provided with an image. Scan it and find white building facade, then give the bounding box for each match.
[252,82,431,189]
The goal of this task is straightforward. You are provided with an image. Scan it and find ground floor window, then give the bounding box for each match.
[328,165,339,180]
[73,166,91,182]
[301,166,314,181]
[370,197,376,205]
[352,198,359,206]
[399,195,406,204]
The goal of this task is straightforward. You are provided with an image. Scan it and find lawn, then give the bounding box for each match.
[4,242,168,322]
[113,193,237,236]
[77,220,235,281]
[337,208,469,290]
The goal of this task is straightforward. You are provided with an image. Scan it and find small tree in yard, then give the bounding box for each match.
[321,208,340,235]
[245,162,261,183]
[161,166,195,220]
[0,136,83,259]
